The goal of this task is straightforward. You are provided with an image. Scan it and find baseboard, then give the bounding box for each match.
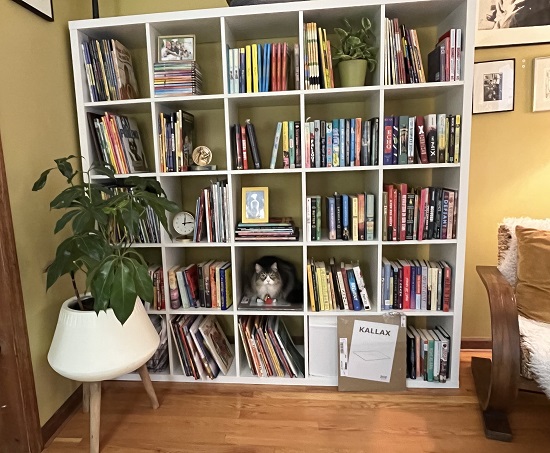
[461,338,492,349]
[41,385,83,448]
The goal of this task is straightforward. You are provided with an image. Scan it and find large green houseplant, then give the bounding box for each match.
[33,156,179,324]
[332,17,378,87]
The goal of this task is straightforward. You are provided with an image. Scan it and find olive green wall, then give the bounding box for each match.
[464,43,550,339]
[0,0,91,426]
[1,0,549,426]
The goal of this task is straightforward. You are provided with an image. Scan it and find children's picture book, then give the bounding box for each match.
[198,315,234,375]
[112,39,139,99]
[118,116,148,172]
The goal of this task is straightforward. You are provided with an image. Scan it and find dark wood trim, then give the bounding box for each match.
[41,386,83,448]
[0,132,42,451]
[461,339,492,349]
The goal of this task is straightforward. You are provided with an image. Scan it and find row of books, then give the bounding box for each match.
[158,110,194,172]
[227,42,298,94]
[193,179,230,243]
[428,29,462,83]
[307,193,375,242]
[81,38,140,102]
[230,120,262,170]
[168,261,232,310]
[171,314,235,379]
[238,316,305,377]
[407,325,451,382]
[154,61,203,97]
[383,114,461,165]
[87,112,149,174]
[235,218,299,242]
[304,22,334,90]
[381,259,452,311]
[304,118,380,168]
[102,187,160,243]
[384,19,426,85]
[146,265,165,310]
[383,184,458,242]
[307,258,371,312]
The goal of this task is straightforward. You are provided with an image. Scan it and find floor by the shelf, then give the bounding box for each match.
[43,351,550,453]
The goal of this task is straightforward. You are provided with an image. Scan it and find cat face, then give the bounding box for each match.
[255,262,280,285]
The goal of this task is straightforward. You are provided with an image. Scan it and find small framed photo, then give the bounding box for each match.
[473,59,515,114]
[242,187,269,223]
[158,35,195,62]
[533,57,550,112]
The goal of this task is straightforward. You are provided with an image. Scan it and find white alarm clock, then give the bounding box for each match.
[172,211,195,241]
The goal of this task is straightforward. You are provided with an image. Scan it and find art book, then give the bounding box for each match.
[112,39,139,99]
[198,315,234,375]
[118,116,148,172]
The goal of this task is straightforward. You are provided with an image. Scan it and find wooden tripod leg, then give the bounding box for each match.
[137,364,159,409]
[82,382,90,413]
[89,382,101,453]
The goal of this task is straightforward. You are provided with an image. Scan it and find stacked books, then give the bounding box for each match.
[235,217,299,241]
[381,258,452,311]
[146,315,168,372]
[146,265,164,310]
[428,29,462,82]
[170,314,235,379]
[230,120,262,169]
[154,61,203,97]
[193,180,230,243]
[158,110,194,172]
[304,22,334,90]
[384,18,426,84]
[238,316,305,377]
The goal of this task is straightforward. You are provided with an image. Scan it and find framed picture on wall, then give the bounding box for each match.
[12,0,53,21]
[533,57,550,112]
[473,59,515,114]
[476,0,550,47]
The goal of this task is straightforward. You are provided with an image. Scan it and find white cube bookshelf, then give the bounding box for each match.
[69,0,475,388]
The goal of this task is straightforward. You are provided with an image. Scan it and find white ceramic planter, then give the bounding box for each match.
[48,297,159,382]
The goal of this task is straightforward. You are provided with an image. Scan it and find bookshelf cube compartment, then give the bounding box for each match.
[306,245,378,313]
[155,101,227,172]
[237,314,305,379]
[149,18,224,96]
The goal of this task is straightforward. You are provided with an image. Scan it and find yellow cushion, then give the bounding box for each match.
[516,226,550,323]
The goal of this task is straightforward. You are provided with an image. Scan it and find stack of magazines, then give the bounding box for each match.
[235,217,299,241]
[154,61,203,97]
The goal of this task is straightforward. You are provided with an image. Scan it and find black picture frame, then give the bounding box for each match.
[12,0,53,22]
[472,59,515,114]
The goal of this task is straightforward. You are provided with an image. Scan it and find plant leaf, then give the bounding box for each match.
[90,258,116,313]
[72,210,96,234]
[109,260,137,325]
[54,210,80,234]
[50,186,85,209]
[32,168,54,191]
[127,258,154,303]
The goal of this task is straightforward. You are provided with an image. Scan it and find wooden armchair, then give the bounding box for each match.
[472,223,544,442]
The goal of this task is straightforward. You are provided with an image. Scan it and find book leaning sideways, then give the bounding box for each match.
[112,39,140,100]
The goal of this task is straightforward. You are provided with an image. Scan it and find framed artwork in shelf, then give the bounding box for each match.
[532,57,550,112]
[472,59,515,114]
[158,35,196,62]
[12,0,53,21]
[242,187,269,223]
[476,0,550,47]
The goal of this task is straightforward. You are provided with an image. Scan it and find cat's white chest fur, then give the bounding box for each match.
[257,276,275,299]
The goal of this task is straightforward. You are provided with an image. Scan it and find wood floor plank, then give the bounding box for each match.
[44,352,550,453]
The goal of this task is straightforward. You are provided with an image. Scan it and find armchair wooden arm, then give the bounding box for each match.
[472,266,520,441]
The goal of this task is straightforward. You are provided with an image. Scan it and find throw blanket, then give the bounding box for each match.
[519,315,550,398]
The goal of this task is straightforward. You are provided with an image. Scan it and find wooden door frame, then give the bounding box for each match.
[0,131,42,452]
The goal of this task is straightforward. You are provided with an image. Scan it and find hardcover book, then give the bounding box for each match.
[198,315,234,375]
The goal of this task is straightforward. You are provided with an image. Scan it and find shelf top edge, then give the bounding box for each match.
[69,0,462,30]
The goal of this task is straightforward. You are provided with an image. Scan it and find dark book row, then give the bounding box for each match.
[382,114,461,165]
[383,184,458,242]
[146,265,165,310]
[381,259,452,311]
[406,325,451,382]
[307,258,371,312]
[193,179,230,243]
[238,316,305,378]
[158,110,195,172]
[307,193,375,242]
[230,120,262,170]
[427,29,462,83]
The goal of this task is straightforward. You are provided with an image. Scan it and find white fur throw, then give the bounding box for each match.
[497,217,550,286]
[518,316,550,398]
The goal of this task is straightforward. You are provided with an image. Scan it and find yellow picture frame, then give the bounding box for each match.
[242,187,269,223]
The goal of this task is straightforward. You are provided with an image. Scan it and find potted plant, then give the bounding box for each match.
[332,17,378,87]
[33,156,180,381]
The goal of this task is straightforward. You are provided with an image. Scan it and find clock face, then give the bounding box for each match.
[172,211,195,236]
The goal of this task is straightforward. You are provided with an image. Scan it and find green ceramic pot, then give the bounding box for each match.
[338,59,368,87]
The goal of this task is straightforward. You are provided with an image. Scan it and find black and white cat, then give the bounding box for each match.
[245,256,302,304]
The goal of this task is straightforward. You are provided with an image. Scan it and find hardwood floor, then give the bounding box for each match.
[44,351,550,453]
